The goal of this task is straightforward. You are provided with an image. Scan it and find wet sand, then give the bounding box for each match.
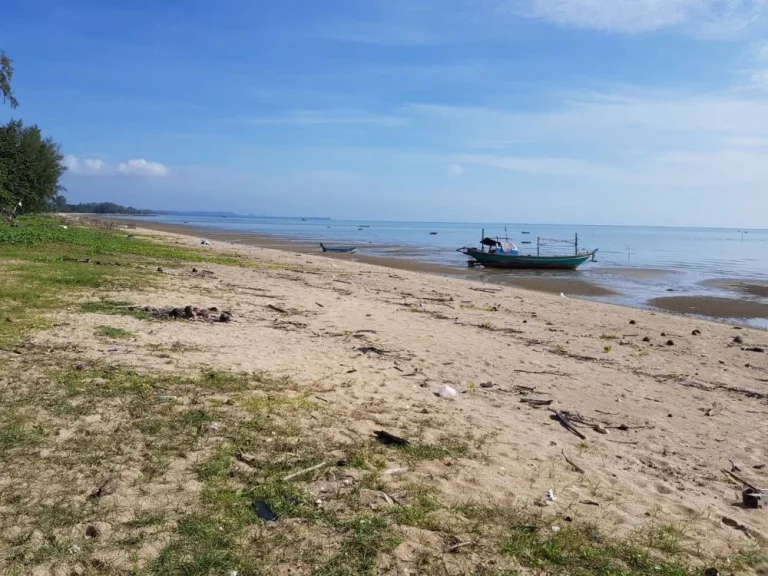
[596,267,676,280]
[115,218,614,297]
[650,295,768,320]
[703,278,768,299]
[112,217,767,324]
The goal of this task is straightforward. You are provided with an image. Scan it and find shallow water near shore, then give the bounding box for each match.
[121,215,768,327]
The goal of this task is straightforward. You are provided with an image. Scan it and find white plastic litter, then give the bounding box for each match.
[560,292,566,298]
[547,489,557,502]
[551,525,561,533]
[438,384,458,398]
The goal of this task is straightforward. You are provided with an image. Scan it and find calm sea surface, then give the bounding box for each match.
[127,215,768,311]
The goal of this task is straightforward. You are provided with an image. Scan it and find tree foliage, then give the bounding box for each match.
[0,120,67,213]
[55,201,153,214]
[1,50,19,109]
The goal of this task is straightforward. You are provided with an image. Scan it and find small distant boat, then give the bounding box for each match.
[522,231,530,234]
[430,232,438,235]
[459,231,597,270]
[320,243,357,253]
[358,225,370,228]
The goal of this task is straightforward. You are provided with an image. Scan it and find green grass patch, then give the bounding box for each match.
[79,300,151,320]
[95,325,134,339]
[0,215,245,266]
[0,216,252,346]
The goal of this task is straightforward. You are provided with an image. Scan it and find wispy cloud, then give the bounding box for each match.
[65,155,169,177]
[239,110,406,127]
[446,163,465,178]
[117,159,169,177]
[508,0,767,37]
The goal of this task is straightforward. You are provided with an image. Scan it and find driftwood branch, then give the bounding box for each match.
[722,469,758,491]
[268,304,288,314]
[553,410,587,440]
[445,541,474,553]
[561,450,585,474]
[282,461,329,482]
[514,369,571,376]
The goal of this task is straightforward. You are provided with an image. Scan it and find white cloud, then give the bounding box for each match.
[509,0,767,36]
[446,163,465,178]
[64,156,168,177]
[403,85,768,190]
[64,155,109,175]
[117,159,169,177]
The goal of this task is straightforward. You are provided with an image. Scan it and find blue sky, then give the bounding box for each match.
[2,0,768,226]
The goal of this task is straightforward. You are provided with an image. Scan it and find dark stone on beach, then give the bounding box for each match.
[85,525,100,539]
[642,336,651,342]
[480,382,494,388]
[703,568,718,576]
[156,267,163,273]
[75,364,85,371]
[733,335,744,344]
[219,312,232,323]
[719,360,725,364]
[192,268,198,273]
[523,320,527,323]
[4,317,12,323]
[629,320,636,325]
[692,330,701,336]
[196,308,209,319]
[209,306,219,312]
[169,308,183,319]
[183,305,196,319]
[661,332,666,337]
[667,413,673,417]
[95,261,101,265]
[746,346,765,353]
[666,340,675,346]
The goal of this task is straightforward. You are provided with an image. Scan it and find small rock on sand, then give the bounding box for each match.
[733,335,744,344]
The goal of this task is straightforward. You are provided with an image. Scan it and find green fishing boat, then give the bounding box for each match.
[458,232,598,271]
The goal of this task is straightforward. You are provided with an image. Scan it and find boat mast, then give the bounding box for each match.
[575,233,578,255]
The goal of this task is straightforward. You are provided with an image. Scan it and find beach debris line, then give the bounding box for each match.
[112,304,233,322]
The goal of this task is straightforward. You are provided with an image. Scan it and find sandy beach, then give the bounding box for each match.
[119,218,768,324]
[4,219,764,573]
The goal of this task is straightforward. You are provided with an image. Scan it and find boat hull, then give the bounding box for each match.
[463,249,596,270]
[320,243,357,253]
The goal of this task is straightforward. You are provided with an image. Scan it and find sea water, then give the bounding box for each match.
[126,214,768,309]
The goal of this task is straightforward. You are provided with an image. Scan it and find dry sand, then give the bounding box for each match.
[37,226,768,563]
